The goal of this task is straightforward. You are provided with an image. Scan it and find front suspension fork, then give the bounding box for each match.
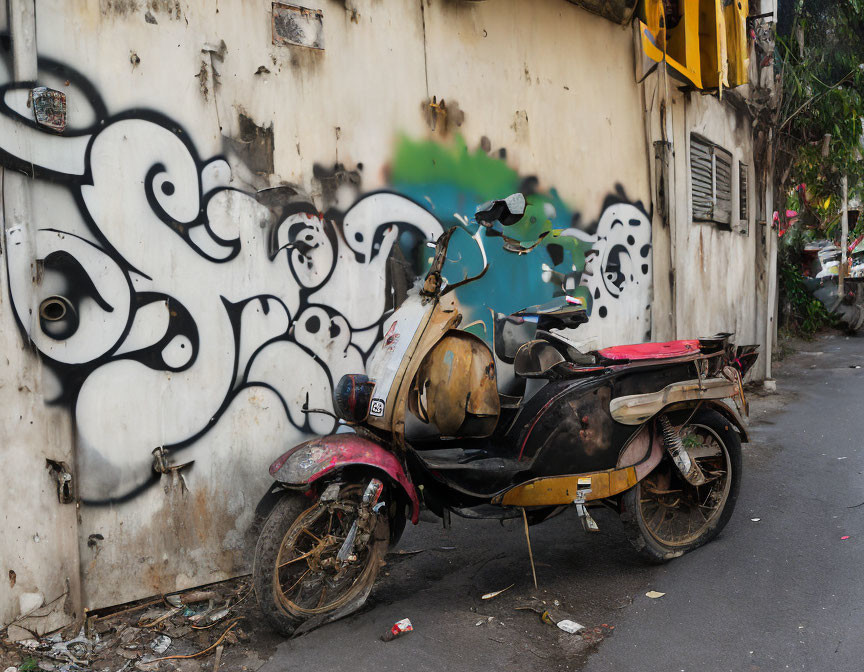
[335,478,384,565]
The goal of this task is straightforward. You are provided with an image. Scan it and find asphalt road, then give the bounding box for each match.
[258,333,864,672]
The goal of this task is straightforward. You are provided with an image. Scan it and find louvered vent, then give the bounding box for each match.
[690,134,732,226]
[739,162,748,221]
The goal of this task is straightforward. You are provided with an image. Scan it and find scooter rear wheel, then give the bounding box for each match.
[252,482,389,635]
[620,409,742,563]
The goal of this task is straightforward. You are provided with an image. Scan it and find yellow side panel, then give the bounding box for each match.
[497,467,639,507]
[724,0,749,87]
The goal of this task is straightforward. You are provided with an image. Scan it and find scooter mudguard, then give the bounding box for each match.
[269,434,420,524]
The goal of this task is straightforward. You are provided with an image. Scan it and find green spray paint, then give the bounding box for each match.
[389,135,592,340]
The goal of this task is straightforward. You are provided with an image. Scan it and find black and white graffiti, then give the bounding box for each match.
[0,56,442,504]
[0,50,652,506]
[564,192,652,328]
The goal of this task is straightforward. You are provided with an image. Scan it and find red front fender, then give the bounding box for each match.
[269,434,420,524]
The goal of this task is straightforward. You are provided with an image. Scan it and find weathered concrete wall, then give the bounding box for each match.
[673,92,762,349]
[0,0,81,635]
[0,192,82,633]
[0,0,659,614]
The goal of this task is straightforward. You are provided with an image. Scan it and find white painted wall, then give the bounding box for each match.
[673,92,763,350]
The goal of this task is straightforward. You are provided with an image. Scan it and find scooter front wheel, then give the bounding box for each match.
[252,481,389,635]
[620,408,742,563]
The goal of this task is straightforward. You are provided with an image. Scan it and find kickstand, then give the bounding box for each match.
[574,477,600,533]
[521,508,538,590]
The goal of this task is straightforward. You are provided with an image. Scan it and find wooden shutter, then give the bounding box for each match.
[690,134,733,225]
[714,146,732,224]
[739,161,748,221]
[690,135,714,221]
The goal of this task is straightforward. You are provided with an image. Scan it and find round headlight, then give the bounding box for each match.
[333,374,375,423]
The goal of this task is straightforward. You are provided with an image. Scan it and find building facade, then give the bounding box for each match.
[0,0,776,631]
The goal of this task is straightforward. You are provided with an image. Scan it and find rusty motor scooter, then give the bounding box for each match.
[252,193,759,635]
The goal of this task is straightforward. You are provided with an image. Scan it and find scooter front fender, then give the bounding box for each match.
[269,434,420,523]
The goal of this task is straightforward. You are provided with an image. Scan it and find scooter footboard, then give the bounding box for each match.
[269,434,420,523]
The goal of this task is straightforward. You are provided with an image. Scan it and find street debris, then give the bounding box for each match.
[556,624,616,658]
[751,518,761,522]
[556,620,584,634]
[841,535,851,540]
[150,635,171,654]
[481,585,514,600]
[512,595,615,657]
[645,591,666,599]
[380,618,413,642]
[0,577,259,672]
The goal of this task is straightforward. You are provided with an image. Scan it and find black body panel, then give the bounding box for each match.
[407,358,706,499]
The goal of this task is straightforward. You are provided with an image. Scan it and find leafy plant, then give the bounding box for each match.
[778,260,837,336]
[771,1,863,337]
[775,0,864,229]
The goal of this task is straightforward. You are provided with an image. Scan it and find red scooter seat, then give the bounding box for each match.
[597,339,701,361]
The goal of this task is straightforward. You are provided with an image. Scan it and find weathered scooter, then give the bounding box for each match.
[252,193,759,635]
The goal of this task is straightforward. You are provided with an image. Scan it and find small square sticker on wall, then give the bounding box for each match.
[272,2,324,50]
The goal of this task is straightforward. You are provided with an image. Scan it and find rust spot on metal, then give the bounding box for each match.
[422,96,465,134]
[312,162,362,206]
[46,459,75,504]
[195,60,209,100]
[272,2,325,49]
[226,110,275,176]
[100,0,140,17]
[411,332,499,437]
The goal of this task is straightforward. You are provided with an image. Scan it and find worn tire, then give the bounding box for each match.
[252,484,390,636]
[252,493,311,636]
[620,409,742,563]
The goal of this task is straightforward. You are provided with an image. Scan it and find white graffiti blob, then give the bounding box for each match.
[561,202,652,343]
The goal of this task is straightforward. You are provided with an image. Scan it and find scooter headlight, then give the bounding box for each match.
[333,374,375,423]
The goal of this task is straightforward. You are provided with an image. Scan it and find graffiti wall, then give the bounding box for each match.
[0,60,651,501]
[0,0,656,611]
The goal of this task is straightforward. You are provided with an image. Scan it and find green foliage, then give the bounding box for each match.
[778,259,836,336]
[776,0,864,231]
[17,659,38,672]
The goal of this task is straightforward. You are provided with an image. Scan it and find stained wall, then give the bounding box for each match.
[0,0,763,619]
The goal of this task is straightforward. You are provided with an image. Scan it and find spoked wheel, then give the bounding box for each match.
[621,409,742,562]
[253,481,389,635]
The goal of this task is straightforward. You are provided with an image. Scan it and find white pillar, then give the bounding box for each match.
[763,133,776,382]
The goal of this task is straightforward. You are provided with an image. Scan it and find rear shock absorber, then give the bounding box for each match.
[659,414,707,486]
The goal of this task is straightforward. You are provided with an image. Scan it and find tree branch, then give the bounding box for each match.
[778,69,856,132]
